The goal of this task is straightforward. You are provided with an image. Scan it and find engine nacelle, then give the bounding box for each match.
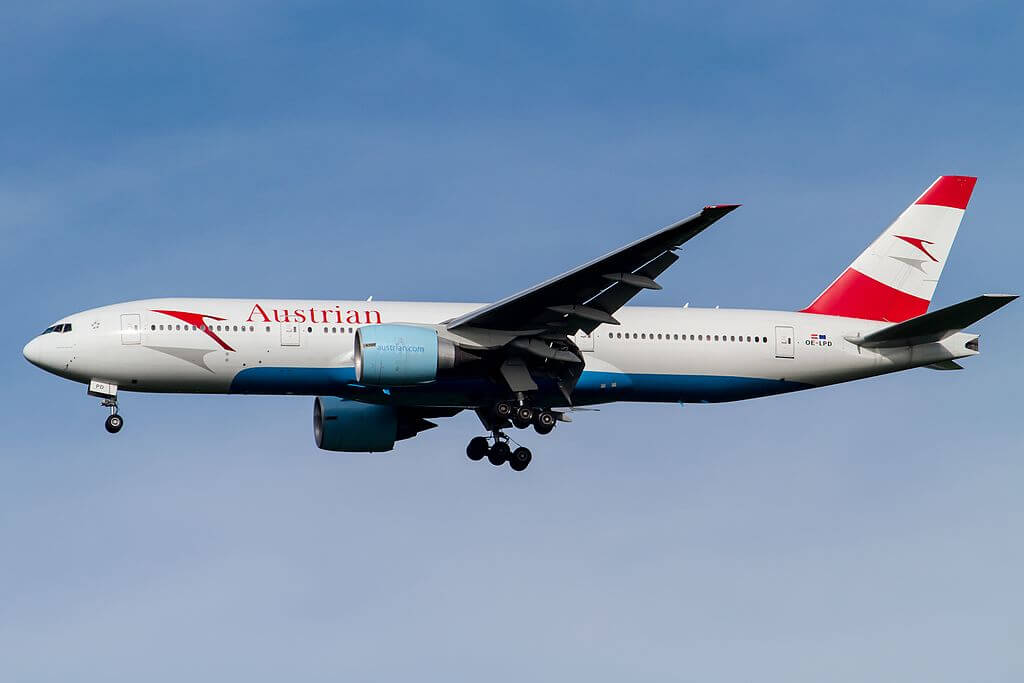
[313,397,399,452]
[354,323,459,385]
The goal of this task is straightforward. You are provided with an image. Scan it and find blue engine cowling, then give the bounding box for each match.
[313,397,444,452]
[314,397,399,452]
[354,323,456,385]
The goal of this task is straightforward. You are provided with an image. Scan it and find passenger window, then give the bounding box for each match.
[731,336,735,341]
[307,327,313,333]
[266,326,271,332]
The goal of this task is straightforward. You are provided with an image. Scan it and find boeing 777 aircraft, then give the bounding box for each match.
[23,176,1015,471]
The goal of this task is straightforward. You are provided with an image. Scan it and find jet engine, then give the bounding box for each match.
[313,397,440,452]
[354,324,475,385]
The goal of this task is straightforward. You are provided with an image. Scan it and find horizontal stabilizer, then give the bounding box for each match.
[846,294,1017,348]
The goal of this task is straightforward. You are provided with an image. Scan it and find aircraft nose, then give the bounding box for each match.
[23,336,45,368]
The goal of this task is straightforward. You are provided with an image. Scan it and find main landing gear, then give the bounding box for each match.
[466,435,532,472]
[466,400,562,472]
[494,401,557,435]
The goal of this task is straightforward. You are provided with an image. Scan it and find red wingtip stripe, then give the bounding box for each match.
[915,175,977,210]
[801,268,929,322]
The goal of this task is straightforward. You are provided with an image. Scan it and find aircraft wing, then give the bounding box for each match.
[446,204,739,335]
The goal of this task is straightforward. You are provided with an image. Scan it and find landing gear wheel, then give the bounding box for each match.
[105,414,123,434]
[466,436,489,461]
[494,402,514,420]
[512,406,534,429]
[533,410,556,434]
[488,441,510,466]
[509,446,532,471]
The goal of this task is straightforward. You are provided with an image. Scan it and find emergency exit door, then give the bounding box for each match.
[775,325,794,358]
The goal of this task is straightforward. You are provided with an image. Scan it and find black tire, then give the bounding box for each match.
[488,442,510,466]
[515,406,534,423]
[534,411,556,431]
[494,402,513,419]
[512,415,531,429]
[509,447,532,471]
[105,414,123,434]
[466,436,489,461]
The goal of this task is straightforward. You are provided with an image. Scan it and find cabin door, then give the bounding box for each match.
[120,314,141,344]
[775,325,795,358]
[280,323,300,346]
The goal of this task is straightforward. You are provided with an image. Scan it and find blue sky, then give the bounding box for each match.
[2,2,1022,680]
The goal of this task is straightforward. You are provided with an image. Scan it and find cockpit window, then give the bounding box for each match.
[41,323,71,334]
[62,323,71,332]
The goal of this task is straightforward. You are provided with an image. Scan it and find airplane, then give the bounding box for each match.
[22,175,1015,471]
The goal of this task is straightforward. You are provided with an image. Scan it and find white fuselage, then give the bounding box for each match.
[23,298,979,407]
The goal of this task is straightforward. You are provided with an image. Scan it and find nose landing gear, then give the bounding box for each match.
[102,398,123,433]
[89,380,123,434]
[104,410,123,434]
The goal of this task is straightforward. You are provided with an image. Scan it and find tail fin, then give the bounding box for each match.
[802,175,977,322]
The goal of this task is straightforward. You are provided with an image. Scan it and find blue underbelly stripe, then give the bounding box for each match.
[229,366,811,404]
[573,371,810,403]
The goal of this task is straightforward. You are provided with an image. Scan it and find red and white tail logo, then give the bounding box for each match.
[802,175,977,322]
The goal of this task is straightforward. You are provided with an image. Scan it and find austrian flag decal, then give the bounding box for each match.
[807,333,832,347]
